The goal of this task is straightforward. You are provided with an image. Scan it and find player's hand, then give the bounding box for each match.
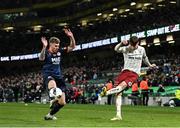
[121,40,128,45]
[150,63,157,68]
[41,37,48,48]
[63,28,74,37]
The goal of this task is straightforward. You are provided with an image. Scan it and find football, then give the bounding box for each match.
[49,87,62,98]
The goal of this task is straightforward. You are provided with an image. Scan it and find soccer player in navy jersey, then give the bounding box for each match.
[39,28,76,120]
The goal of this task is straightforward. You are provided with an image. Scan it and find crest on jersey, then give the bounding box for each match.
[57,52,61,56]
[128,82,132,87]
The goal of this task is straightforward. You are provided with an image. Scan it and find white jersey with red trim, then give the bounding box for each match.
[118,46,147,75]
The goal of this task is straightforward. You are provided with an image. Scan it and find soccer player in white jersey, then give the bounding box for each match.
[100,36,156,121]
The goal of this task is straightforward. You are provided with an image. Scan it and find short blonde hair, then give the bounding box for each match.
[49,37,60,44]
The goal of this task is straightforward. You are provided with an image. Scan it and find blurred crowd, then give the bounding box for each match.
[0,71,102,104]
[0,72,43,103]
[147,55,180,87]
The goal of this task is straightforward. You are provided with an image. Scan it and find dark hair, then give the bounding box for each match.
[107,79,114,85]
[49,37,60,44]
[129,36,139,46]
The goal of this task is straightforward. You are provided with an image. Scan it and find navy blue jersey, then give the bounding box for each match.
[42,48,67,79]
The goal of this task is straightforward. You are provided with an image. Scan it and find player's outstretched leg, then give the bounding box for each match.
[106,86,125,95]
[100,85,126,97]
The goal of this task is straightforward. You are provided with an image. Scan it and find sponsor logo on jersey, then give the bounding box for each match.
[51,57,60,64]
[128,56,142,60]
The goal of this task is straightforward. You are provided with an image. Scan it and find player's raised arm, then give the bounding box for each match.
[114,40,129,53]
[39,37,48,61]
[63,28,76,52]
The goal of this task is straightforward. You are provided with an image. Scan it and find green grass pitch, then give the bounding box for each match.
[0,103,180,127]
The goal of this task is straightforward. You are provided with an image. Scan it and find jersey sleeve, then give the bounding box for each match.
[142,47,147,59]
[116,46,128,53]
[142,47,151,66]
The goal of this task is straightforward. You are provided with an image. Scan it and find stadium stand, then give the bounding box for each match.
[0,3,180,55]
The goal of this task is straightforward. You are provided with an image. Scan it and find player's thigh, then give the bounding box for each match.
[56,79,66,92]
[57,92,66,105]
[117,81,128,89]
[48,80,57,90]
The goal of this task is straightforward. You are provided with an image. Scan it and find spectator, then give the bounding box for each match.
[131,82,140,105]
[106,79,113,105]
[164,88,180,107]
[140,76,149,106]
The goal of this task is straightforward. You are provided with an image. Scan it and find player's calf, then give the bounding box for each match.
[44,87,64,120]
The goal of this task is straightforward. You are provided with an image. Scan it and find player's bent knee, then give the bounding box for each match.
[57,94,66,105]
[48,80,57,89]
[58,99,66,105]
[60,100,66,105]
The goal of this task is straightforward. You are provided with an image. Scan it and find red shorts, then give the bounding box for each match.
[114,70,138,87]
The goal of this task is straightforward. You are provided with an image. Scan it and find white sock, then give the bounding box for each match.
[116,95,122,118]
[106,86,123,95]
[47,113,51,116]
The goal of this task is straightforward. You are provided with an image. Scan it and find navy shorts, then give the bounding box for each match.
[43,76,66,92]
